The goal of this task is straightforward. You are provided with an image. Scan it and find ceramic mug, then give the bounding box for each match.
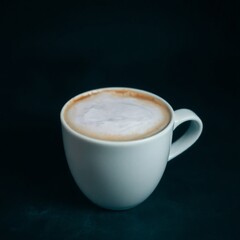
[60,87,203,210]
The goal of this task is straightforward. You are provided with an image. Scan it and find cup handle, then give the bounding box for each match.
[168,109,203,161]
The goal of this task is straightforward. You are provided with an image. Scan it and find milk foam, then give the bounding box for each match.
[65,91,170,141]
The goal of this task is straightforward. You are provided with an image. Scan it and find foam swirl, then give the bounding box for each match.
[65,90,170,141]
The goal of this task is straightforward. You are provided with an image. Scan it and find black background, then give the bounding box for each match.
[1,0,239,239]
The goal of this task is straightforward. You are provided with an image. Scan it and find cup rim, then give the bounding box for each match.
[60,87,175,145]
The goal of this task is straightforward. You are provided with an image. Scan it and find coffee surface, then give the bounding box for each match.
[64,90,171,141]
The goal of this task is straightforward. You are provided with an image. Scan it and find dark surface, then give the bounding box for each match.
[1,0,239,239]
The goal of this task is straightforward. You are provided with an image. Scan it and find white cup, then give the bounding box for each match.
[60,87,203,210]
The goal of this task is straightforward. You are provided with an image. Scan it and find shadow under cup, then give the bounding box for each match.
[60,87,202,210]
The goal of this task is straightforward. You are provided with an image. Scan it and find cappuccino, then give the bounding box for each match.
[64,89,171,141]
